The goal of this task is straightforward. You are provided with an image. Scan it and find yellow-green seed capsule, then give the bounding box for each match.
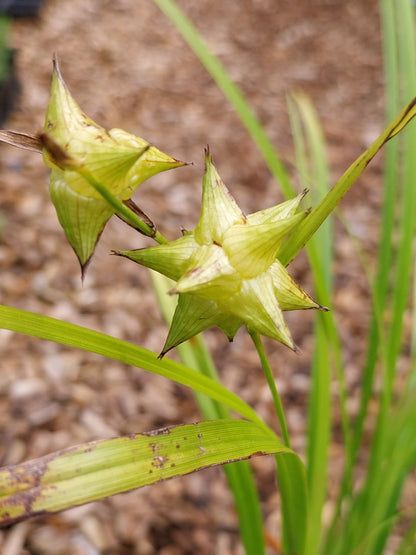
[120,150,325,354]
[42,59,185,273]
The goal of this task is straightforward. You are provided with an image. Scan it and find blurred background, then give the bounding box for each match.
[0,1,384,553]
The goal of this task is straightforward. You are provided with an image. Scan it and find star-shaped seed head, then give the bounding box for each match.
[118,150,326,355]
[42,59,186,275]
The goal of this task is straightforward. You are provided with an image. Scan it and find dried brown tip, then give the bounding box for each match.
[122,198,155,230]
[0,130,43,153]
[52,54,63,81]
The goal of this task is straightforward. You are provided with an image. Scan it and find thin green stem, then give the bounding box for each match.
[249,329,291,448]
[0,16,11,81]
[153,0,294,197]
[76,166,168,244]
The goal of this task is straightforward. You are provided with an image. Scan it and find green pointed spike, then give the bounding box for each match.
[117,233,199,282]
[222,212,306,278]
[194,150,245,245]
[270,259,326,311]
[223,273,294,349]
[161,293,243,357]
[215,313,243,341]
[49,170,114,276]
[160,294,222,356]
[247,189,308,225]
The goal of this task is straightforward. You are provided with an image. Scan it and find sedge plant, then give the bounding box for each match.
[1,1,416,554]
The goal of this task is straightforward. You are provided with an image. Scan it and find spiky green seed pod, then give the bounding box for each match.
[119,150,326,355]
[43,59,185,274]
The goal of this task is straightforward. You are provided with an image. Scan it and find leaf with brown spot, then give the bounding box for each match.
[0,419,291,526]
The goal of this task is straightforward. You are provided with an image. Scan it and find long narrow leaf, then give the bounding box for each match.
[152,0,294,197]
[325,1,403,546]
[0,304,267,431]
[288,93,333,555]
[384,0,416,380]
[362,3,416,551]
[0,419,290,526]
[276,454,308,555]
[323,387,416,555]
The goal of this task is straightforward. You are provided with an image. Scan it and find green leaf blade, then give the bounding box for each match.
[0,419,290,525]
[153,0,294,197]
[0,304,268,432]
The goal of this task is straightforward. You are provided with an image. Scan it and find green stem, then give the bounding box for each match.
[153,0,294,198]
[249,329,291,448]
[76,166,168,244]
[0,16,11,81]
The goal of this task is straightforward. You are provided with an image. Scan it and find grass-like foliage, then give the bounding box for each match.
[1,1,416,554]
